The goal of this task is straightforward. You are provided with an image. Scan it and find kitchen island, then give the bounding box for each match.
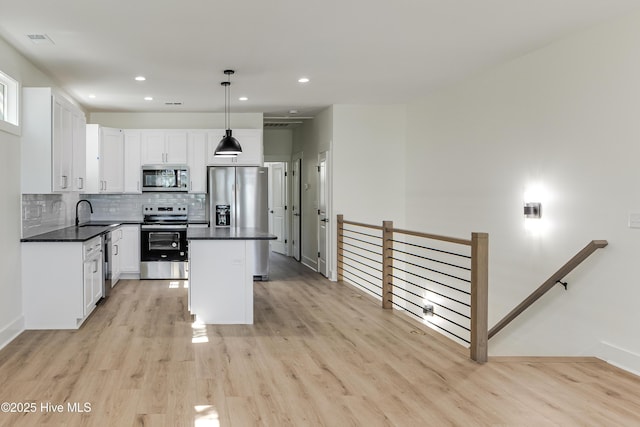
[187,227,276,324]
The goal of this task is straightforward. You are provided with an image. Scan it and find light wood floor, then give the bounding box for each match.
[1,254,639,426]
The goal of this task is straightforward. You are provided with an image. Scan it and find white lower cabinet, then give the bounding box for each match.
[111,227,123,286]
[119,225,140,277]
[22,236,103,329]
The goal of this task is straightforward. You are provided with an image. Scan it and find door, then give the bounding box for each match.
[317,152,329,277]
[291,155,302,262]
[267,162,287,255]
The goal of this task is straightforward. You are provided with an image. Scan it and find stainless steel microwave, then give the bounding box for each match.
[141,166,189,192]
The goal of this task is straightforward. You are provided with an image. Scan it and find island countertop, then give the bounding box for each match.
[187,227,277,241]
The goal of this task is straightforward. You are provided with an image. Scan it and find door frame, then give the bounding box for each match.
[317,150,330,277]
[291,152,303,262]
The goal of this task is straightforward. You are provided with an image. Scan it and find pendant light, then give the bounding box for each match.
[214,69,242,156]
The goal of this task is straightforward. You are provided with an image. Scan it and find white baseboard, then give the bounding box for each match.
[301,255,318,271]
[593,341,640,376]
[0,315,24,351]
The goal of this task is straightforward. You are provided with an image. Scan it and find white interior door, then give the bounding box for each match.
[317,152,329,277]
[292,155,302,262]
[267,162,287,255]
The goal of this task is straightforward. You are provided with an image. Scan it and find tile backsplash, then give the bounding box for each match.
[22,193,207,238]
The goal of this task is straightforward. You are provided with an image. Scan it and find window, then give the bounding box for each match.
[0,69,20,134]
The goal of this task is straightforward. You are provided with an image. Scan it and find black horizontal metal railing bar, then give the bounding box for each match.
[344,276,383,295]
[342,219,384,231]
[389,285,470,320]
[390,291,471,332]
[391,247,471,271]
[391,273,471,307]
[342,256,383,276]
[389,238,471,260]
[342,227,383,241]
[424,298,471,320]
[341,234,384,250]
[391,227,472,247]
[388,299,471,344]
[341,269,383,292]
[390,256,471,284]
[390,265,471,295]
[341,260,383,281]
[341,243,383,258]
[342,247,383,266]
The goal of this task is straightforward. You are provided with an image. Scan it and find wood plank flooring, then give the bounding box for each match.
[1,253,639,426]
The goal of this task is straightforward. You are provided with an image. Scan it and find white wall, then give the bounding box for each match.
[0,35,59,349]
[264,128,293,161]
[88,112,263,129]
[405,11,640,372]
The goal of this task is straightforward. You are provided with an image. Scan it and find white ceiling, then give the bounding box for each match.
[1,0,638,118]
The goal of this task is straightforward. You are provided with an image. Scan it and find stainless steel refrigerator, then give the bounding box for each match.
[208,166,270,280]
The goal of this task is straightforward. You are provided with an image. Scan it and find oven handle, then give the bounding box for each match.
[141,224,188,230]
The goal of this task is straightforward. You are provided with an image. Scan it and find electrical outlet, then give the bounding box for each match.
[423,304,434,316]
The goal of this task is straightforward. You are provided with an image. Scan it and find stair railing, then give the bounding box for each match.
[488,240,608,339]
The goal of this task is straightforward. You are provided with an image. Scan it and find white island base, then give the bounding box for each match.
[188,239,255,324]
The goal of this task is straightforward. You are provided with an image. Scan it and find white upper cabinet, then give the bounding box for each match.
[141,130,188,165]
[188,131,207,193]
[207,129,263,166]
[85,125,124,193]
[123,130,142,193]
[21,87,86,194]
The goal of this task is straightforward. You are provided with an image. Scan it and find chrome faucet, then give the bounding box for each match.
[75,199,93,226]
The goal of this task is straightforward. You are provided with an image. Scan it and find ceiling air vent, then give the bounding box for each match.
[264,121,303,128]
[164,102,183,106]
[26,34,54,45]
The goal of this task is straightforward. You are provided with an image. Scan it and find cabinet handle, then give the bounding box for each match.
[93,259,98,273]
[114,244,119,256]
[78,177,84,189]
[61,175,68,189]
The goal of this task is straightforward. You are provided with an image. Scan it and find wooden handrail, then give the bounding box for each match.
[341,219,384,231]
[392,227,472,246]
[488,240,608,339]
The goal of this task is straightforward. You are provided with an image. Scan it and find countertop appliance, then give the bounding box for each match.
[208,166,270,280]
[140,204,188,279]
[141,166,189,192]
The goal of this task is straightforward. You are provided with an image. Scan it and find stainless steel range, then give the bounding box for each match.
[140,204,188,280]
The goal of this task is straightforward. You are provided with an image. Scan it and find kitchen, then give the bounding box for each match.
[19,87,280,329]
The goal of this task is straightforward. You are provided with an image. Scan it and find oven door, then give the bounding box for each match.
[140,226,188,261]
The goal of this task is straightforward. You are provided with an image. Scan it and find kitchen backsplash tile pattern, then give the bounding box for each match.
[85,194,207,222]
[22,193,207,238]
[22,193,82,238]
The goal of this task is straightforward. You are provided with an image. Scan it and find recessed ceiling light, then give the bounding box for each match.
[289,109,298,114]
[135,76,146,81]
[88,94,96,99]
[144,96,153,101]
[298,77,310,83]
[238,96,248,101]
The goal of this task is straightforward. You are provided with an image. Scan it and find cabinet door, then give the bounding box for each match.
[124,131,142,193]
[111,238,121,286]
[166,131,188,164]
[141,131,166,164]
[71,111,87,192]
[100,128,125,193]
[52,97,74,191]
[188,131,207,193]
[92,255,103,305]
[119,225,140,274]
[84,258,97,316]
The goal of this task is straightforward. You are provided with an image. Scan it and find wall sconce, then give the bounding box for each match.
[524,202,542,219]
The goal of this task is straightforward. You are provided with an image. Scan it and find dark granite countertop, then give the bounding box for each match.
[187,227,276,241]
[21,223,122,243]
